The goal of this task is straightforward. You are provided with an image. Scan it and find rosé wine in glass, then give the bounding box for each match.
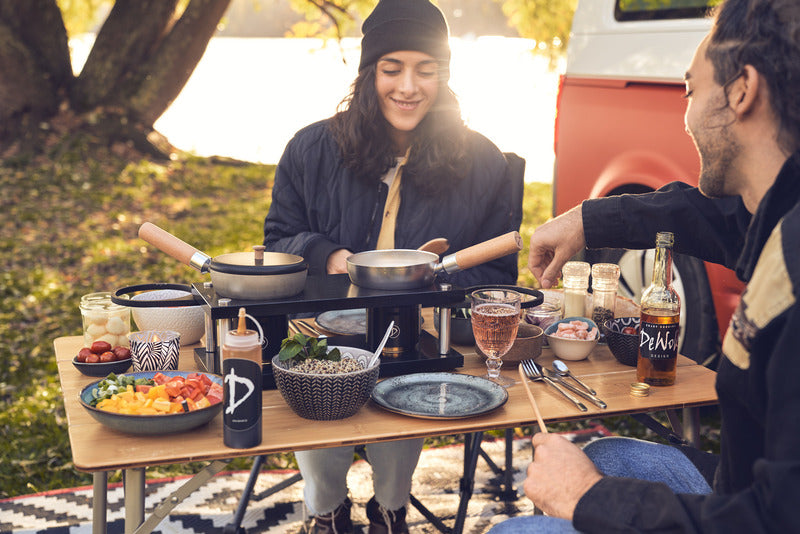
[471,289,521,387]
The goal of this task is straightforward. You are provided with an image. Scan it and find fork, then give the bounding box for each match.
[521,359,588,412]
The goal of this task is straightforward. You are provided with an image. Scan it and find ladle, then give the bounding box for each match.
[417,238,449,255]
[553,360,597,395]
[368,320,394,368]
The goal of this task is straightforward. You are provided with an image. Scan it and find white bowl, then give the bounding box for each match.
[544,317,599,361]
[131,289,205,345]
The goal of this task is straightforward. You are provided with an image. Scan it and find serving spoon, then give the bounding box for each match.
[553,360,597,396]
[367,320,394,368]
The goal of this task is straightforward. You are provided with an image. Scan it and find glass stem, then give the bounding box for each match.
[486,352,502,378]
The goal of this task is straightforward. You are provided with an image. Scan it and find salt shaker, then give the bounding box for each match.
[562,261,590,318]
[591,263,620,328]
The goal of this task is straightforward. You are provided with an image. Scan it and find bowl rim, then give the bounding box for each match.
[271,346,380,377]
[544,316,599,338]
[603,316,640,336]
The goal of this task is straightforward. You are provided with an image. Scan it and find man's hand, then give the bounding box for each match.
[528,205,586,288]
[326,248,353,274]
[523,433,603,520]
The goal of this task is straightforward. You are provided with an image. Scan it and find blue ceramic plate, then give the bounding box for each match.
[371,372,508,419]
[78,370,223,435]
[316,309,367,335]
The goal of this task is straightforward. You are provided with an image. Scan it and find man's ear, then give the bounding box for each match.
[728,65,760,118]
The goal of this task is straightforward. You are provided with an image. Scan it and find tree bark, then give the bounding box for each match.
[118,0,232,126]
[0,0,71,121]
[72,0,180,111]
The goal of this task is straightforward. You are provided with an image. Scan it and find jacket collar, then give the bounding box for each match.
[736,151,800,282]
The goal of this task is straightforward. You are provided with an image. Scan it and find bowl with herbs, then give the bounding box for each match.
[271,333,380,420]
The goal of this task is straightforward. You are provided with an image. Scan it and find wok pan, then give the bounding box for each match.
[346,231,522,290]
[138,222,307,300]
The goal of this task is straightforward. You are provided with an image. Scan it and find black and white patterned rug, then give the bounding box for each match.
[0,426,610,534]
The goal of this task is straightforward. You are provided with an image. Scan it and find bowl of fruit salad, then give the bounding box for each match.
[602,317,640,367]
[78,370,223,434]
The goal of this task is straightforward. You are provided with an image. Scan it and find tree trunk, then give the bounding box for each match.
[117,0,232,126]
[72,0,180,111]
[0,0,71,122]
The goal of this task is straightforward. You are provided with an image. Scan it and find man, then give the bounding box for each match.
[490,0,800,532]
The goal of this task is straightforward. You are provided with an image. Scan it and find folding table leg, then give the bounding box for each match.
[124,467,146,534]
[452,432,485,534]
[92,471,107,534]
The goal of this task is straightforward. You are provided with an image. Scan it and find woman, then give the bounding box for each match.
[263,0,519,531]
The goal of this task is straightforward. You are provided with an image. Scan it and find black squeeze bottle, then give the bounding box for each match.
[223,307,262,448]
[636,232,681,386]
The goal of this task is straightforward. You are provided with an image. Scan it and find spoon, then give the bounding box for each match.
[368,320,394,368]
[553,360,597,396]
[417,238,450,256]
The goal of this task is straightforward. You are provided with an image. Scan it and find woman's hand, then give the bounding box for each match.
[327,248,353,274]
[523,433,603,520]
[528,205,586,288]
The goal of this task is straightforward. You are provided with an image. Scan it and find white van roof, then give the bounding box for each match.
[567,0,713,83]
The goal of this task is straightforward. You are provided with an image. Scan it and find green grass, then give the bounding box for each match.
[0,142,717,498]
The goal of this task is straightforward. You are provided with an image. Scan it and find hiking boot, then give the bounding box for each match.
[308,497,354,534]
[366,496,409,534]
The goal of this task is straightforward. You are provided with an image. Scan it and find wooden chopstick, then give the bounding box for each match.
[518,364,548,434]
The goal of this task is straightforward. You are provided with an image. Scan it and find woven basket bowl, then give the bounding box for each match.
[271,347,380,421]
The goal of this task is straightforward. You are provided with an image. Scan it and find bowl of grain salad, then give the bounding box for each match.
[271,346,380,420]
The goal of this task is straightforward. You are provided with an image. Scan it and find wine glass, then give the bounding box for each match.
[470,289,521,387]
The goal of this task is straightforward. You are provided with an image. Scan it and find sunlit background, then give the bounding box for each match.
[71,35,560,183]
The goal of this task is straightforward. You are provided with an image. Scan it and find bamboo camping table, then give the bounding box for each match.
[55,309,718,534]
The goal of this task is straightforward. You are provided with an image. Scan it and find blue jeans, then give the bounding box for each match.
[488,437,713,534]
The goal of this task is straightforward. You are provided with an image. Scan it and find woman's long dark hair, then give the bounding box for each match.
[328,63,470,196]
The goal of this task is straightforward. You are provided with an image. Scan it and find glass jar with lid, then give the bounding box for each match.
[79,292,131,347]
[591,263,620,328]
[525,297,563,332]
[561,261,590,318]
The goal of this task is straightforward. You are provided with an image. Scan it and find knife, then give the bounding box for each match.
[545,369,607,409]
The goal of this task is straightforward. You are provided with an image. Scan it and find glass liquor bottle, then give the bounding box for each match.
[637,232,681,386]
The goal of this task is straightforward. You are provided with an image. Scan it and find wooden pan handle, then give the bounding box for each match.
[138,222,209,272]
[450,231,522,272]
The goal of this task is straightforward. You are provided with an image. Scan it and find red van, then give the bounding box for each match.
[553,0,744,364]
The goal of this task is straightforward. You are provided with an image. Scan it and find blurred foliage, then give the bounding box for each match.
[57,0,577,62]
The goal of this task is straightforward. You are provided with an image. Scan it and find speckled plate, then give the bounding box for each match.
[316,309,367,335]
[371,373,508,419]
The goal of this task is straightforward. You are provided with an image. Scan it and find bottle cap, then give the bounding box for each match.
[630,382,651,397]
[225,329,260,348]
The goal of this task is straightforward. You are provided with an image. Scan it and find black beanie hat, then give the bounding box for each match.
[359,0,451,72]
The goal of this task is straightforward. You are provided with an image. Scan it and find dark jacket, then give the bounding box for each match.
[263,119,519,287]
[574,152,800,533]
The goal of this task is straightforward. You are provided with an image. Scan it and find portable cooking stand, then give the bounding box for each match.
[192,273,467,389]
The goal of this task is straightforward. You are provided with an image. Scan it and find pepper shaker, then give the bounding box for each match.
[591,263,620,328]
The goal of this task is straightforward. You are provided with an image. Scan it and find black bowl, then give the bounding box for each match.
[72,356,132,377]
[602,317,640,367]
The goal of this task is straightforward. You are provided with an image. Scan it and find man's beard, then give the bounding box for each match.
[694,111,741,199]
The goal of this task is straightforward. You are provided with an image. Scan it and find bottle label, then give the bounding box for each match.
[223,358,262,430]
[639,322,679,360]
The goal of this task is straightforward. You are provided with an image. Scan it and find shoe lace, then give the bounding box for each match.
[377,503,399,534]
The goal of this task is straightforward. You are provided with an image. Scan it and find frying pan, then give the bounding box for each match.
[138,222,307,300]
[346,231,522,290]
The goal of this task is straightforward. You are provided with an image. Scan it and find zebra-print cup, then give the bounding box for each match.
[129,330,181,372]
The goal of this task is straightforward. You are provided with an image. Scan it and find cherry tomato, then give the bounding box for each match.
[76,347,92,362]
[112,346,131,361]
[86,353,100,363]
[99,351,115,363]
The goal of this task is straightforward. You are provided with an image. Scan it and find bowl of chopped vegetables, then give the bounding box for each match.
[78,370,224,435]
[272,334,380,421]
